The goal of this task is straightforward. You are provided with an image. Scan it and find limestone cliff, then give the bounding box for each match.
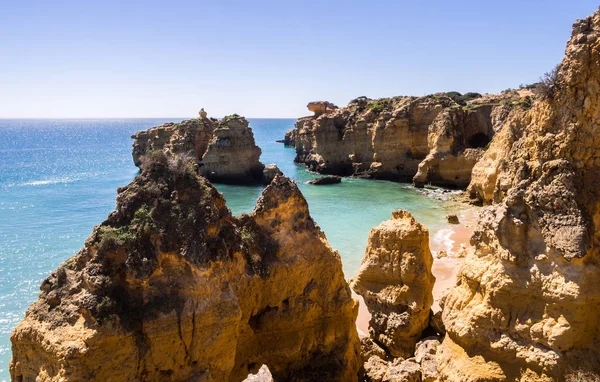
[132,113,267,184]
[439,8,600,381]
[291,92,530,188]
[351,210,435,359]
[10,153,360,381]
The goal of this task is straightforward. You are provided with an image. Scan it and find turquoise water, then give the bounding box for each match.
[0,118,460,380]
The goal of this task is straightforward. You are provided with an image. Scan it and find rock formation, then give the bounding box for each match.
[10,153,361,381]
[307,101,338,116]
[283,129,296,146]
[132,113,268,184]
[308,175,342,185]
[439,8,600,381]
[351,210,435,358]
[290,92,531,188]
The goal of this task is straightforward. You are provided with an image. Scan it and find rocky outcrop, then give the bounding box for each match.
[283,129,296,146]
[132,113,267,184]
[292,92,530,188]
[308,175,342,185]
[351,210,435,359]
[307,101,338,116]
[439,8,600,381]
[262,164,282,184]
[10,153,360,381]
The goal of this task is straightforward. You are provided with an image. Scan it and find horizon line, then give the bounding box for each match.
[0,116,304,120]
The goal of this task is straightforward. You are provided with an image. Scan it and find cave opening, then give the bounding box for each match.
[467,132,491,148]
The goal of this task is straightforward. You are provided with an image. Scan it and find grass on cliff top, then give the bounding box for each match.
[222,113,241,122]
[367,98,392,113]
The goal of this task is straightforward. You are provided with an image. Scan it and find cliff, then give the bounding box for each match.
[289,92,531,188]
[132,113,267,184]
[10,153,360,381]
[439,8,600,381]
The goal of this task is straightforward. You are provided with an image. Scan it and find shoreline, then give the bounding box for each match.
[355,204,480,334]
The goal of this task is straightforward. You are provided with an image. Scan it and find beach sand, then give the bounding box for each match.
[355,205,480,332]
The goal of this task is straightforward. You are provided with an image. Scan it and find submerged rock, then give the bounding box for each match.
[131,112,267,184]
[262,164,283,184]
[445,214,459,224]
[351,210,435,358]
[308,175,342,185]
[10,154,360,381]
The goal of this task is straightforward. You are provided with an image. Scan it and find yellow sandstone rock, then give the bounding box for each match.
[439,8,600,381]
[351,210,435,358]
[10,154,360,381]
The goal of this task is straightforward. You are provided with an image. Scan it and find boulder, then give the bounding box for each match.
[445,214,459,224]
[383,358,421,382]
[360,335,388,361]
[414,337,440,363]
[351,210,435,358]
[262,164,283,184]
[420,354,439,382]
[364,356,390,382]
[307,101,338,115]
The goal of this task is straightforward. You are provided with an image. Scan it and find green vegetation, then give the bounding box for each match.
[445,91,483,106]
[367,98,391,113]
[509,96,534,109]
[96,204,157,253]
[533,65,560,100]
[222,113,241,122]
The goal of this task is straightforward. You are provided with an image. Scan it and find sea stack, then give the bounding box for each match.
[131,111,268,184]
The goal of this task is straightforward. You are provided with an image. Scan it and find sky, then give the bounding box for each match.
[0,0,598,118]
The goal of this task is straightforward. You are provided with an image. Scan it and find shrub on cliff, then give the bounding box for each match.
[534,64,560,99]
[445,91,482,105]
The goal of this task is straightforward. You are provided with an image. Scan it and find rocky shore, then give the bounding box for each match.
[10,7,600,382]
[286,91,533,189]
[10,154,360,381]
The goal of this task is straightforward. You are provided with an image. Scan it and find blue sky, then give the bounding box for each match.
[0,0,598,118]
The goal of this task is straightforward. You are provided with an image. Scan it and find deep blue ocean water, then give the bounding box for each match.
[0,118,462,380]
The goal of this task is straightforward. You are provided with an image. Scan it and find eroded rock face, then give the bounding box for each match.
[10,154,360,381]
[307,101,338,116]
[439,9,600,381]
[351,210,435,358]
[132,113,266,184]
[292,93,528,188]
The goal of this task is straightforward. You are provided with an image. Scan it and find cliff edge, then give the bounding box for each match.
[10,153,360,381]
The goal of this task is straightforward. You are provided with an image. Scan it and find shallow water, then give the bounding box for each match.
[0,117,466,380]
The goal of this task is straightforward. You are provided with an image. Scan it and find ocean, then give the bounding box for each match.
[0,118,465,380]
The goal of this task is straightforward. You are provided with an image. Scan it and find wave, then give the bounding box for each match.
[432,227,455,255]
[5,172,102,188]
[22,178,76,186]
